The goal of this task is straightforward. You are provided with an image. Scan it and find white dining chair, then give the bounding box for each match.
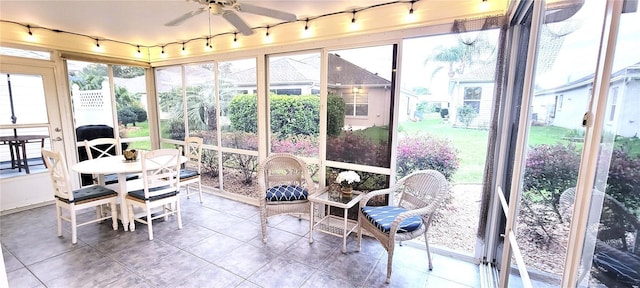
[180,136,203,203]
[84,137,138,185]
[42,149,119,244]
[126,148,183,240]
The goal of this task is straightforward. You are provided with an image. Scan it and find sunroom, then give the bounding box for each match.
[0,0,639,287]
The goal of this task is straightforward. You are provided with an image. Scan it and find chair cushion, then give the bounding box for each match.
[179,169,200,179]
[361,206,423,233]
[266,185,308,201]
[104,173,139,185]
[128,186,178,201]
[56,185,117,203]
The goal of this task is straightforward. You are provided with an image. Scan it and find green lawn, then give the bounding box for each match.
[122,121,151,150]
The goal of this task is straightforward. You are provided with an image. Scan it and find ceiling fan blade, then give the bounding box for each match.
[221,11,253,36]
[236,3,297,22]
[165,7,206,26]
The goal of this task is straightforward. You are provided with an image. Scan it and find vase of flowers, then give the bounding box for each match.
[336,170,360,195]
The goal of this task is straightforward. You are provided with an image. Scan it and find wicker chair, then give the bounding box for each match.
[559,188,640,286]
[357,170,449,283]
[180,136,203,203]
[258,153,315,243]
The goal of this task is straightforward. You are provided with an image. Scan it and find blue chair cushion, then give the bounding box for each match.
[179,169,199,179]
[361,206,423,233]
[104,173,139,185]
[128,186,178,201]
[266,185,308,201]
[56,185,117,204]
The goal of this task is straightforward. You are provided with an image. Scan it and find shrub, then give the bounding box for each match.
[228,94,344,137]
[131,106,147,125]
[603,148,640,214]
[456,105,478,128]
[271,134,319,157]
[228,94,258,133]
[201,149,219,177]
[117,107,137,127]
[166,118,185,140]
[327,94,345,137]
[396,134,460,181]
[523,143,581,214]
[521,143,580,245]
[270,95,319,138]
[326,130,388,167]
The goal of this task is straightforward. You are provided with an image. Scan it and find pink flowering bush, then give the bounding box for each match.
[396,134,460,181]
[271,134,319,157]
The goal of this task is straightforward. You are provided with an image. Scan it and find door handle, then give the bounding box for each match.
[54,127,62,132]
[52,137,63,141]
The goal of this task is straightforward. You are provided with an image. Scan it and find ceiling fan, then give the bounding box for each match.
[165,0,297,36]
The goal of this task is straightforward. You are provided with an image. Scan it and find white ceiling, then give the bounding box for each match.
[0,0,394,47]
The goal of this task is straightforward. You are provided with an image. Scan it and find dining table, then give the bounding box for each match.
[71,153,187,231]
[0,134,49,174]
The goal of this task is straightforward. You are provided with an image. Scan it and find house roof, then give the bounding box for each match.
[327,53,391,87]
[535,62,640,95]
[225,53,391,88]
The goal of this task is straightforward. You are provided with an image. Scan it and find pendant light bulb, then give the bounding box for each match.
[95,39,100,47]
[351,10,356,23]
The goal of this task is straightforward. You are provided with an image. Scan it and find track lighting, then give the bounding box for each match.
[266,25,270,37]
[304,18,309,30]
[409,1,415,14]
[234,32,237,42]
[95,39,100,48]
[351,10,356,23]
[137,45,141,53]
[161,46,165,54]
[27,25,32,36]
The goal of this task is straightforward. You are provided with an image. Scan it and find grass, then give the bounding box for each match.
[121,121,151,150]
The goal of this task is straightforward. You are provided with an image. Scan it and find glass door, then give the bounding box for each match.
[569,2,640,286]
[0,59,65,210]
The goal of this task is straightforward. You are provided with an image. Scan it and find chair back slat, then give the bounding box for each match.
[183,136,203,172]
[141,148,182,199]
[84,138,121,160]
[42,149,74,201]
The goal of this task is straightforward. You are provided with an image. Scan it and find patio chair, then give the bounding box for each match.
[258,153,314,243]
[126,148,183,240]
[180,136,203,203]
[358,170,449,283]
[559,188,640,286]
[84,137,138,185]
[42,149,118,244]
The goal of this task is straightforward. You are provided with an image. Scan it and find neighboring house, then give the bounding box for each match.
[226,53,418,129]
[533,62,640,137]
[450,64,496,129]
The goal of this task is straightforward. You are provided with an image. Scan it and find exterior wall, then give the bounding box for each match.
[341,86,391,129]
[612,80,640,137]
[451,81,494,129]
[534,85,590,131]
[397,90,417,123]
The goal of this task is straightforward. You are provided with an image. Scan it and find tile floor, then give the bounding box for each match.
[1,192,480,288]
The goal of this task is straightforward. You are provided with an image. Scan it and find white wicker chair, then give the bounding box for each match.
[357,170,449,283]
[180,136,203,203]
[126,148,183,240]
[42,149,118,244]
[258,153,314,243]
